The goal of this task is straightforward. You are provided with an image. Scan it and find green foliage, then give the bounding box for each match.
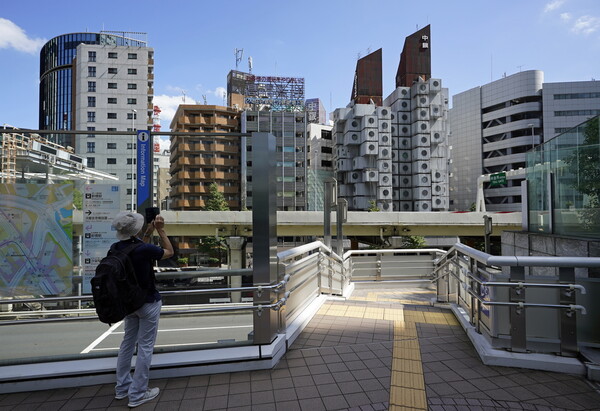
[177,257,188,266]
[368,200,380,212]
[566,117,600,229]
[73,188,82,210]
[469,202,477,212]
[204,183,229,211]
[399,235,426,249]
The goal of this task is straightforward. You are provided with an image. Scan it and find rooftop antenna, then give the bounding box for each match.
[248,56,253,73]
[202,95,207,105]
[235,48,243,70]
[222,90,226,106]
[517,65,523,72]
[182,90,186,103]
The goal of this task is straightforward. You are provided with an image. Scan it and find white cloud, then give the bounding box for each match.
[571,15,600,35]
[544,0,565,13]
[560,12,572,21]
[0,18,46,54]
[153,94,196,130]
[213,87,227,101]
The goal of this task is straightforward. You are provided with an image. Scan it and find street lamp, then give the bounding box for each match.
[131,109,137,211]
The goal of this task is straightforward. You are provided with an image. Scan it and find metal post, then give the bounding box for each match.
[336,199,347,257]
[227,237,246,303]
[323,178,336,249]
[559,267,577,356]
[484,215,492,254]
[509,266,527,352]
[251,133,279,345]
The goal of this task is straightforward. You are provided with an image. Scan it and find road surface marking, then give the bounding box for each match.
[80,321,123,354]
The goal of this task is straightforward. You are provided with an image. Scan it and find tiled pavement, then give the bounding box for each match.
[1,287,600,410]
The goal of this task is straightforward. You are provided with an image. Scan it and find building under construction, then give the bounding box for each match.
[1,127,116,184]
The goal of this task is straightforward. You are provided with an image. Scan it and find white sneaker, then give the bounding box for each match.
[128,387,159,408]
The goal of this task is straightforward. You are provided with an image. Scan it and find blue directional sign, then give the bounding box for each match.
[136,130,153,213]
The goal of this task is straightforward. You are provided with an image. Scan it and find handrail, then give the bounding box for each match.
[451,243,600,268]
[465,288,587,315]
[0,277,286,307]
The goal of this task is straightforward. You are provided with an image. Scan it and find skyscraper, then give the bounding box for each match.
[39,31,154,211]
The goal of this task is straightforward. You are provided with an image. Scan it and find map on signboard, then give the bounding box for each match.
[0,183,73,297]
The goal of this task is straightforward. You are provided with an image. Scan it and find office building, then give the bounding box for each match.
[243,110,308,211]
[448,71,600,212]
[307,123,334,210]
[306,98,327,125]
[39,31,154,211]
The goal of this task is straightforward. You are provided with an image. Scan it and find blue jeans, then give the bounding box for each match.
[115,300,161,402]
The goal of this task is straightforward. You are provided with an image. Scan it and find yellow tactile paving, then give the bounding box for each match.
[390,386,427,409]
[391,371,425,390]
[317,290,457,409]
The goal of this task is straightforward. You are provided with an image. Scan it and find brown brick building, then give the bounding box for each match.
[169,105,242,211]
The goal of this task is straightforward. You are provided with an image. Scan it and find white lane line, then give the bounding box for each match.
[91,341,219,351]
[80,321,123,354]
[111,325,252,334]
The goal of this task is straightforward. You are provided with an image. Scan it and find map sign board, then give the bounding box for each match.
[136,130,153,214]
[82,184,120,293]
[0,183,73,297]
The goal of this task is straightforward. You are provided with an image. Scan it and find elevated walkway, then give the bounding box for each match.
[1,286,598,410]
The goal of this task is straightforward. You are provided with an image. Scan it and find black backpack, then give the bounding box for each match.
[91,242,146,325]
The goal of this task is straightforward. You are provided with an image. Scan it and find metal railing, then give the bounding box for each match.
[434,243,600,356]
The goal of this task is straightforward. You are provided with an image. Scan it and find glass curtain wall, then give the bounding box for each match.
[527,115,600,237]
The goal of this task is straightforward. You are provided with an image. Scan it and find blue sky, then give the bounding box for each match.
[1,0,599,130]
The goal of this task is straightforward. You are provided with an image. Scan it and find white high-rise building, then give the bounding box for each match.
[72,42,154,211]
[448,71,600,212]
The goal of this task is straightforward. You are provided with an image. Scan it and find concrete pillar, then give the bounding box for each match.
[227,236,246,303]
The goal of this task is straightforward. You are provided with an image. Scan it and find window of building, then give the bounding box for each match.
[108,52,118,59]
[107,158,117,165]
[107,128,117,131]
[87,96,96,107]
[128,53,137,59]
[555,109,600,117]
[321,146,333,154]
[127,83,137,90]
[88,66,96,77]
[127,158,137,165]
[108,67,117,74]
[88,51,96,62]
[88,81,96,92]
[87,126,95,138]
[127,143,136,150]
[127,173,136,180]
[127,112,137,120]
[128,68,137,75]
[87,142,95,153]
[108,97,117,104]
[554,92,600,100]
[108,83,117,89]
[107,143,117,149]
[107,113,117,119]
[127,98,137,104]
[87,157,95,168]
[321,160,332,167]
[87,112,96,122]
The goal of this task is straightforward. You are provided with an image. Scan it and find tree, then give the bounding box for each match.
[205,183,230,211]
[368,200,380,212]
[73,188,82,210]
[399,235,426,249]
[566,117,600,229]
[198,183,229,265]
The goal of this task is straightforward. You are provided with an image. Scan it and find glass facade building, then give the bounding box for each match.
[527,115,600,238]
[39,32,146,146]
